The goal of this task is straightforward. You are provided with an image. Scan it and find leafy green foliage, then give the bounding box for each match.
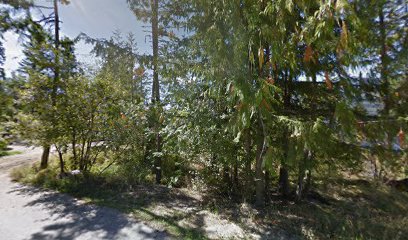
[4,0,407,210]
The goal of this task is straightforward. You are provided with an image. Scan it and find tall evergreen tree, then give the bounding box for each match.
[127,0,164,184]
[19,19,76,170]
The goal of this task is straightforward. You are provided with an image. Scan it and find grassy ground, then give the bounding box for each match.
[0,149,23,157]
[10,164,208,239]
[261,179,408,239]
[10,162,408,240]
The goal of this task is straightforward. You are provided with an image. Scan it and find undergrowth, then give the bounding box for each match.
[10,160,207,240]
[0,150,22,157]
[10,161,408,240]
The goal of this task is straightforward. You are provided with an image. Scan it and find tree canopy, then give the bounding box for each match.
[1,0,407,208]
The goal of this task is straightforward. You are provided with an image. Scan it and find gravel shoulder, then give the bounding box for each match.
[0,145,168,240]
[0,145,42,171]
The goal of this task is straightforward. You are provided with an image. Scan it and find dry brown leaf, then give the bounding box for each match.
[135,67,145,76]
[304,45,313,63]
[398,129,405,147]
[325,71,333,90]
[261,99,271,111]
[267,76,275,85]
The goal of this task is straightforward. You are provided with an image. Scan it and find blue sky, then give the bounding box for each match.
[4,0,149,77]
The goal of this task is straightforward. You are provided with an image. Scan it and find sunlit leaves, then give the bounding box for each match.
[258,46,264,71]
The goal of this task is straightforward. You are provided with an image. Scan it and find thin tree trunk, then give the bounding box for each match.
[56,146,65,174]
[244,128,252,201]
[279,127,290,198]
[72,129,77,166]
[263,44,271,202]
[151,0,159,104]
[52,0,59,107]
[304,169,312,195]
[264,170,270,201]
[255,112,266,207]
[295,150,309,202]
[155,133,162,184]
[50,0,59,106]
[295,172,304,202]
[255,140,265,206]
[379,6,389,115]
[233,156,239,189]
[279,129,290,197]
[279,70,291,199]
[151,0,162,184]
[370,157,378,179]
[54,0,59,48]
[40,145,50,169]
[42,0,59,167]
[143,137,152,165]
[379,5,394,153]
[84,139,92,171]
[279,165,290,198]
[80,138,86,170]
[223,166,231,187]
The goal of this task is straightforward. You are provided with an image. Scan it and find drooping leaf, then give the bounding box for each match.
[325,71,333,90]
[258,47,264,71]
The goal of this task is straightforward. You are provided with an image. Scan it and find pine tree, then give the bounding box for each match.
[171,0,371,204]
[0,1,32,79]
[127,0,164,184]
[19,19,76,171]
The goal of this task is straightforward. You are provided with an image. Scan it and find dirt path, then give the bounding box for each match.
[0,145,168,240]
[0,145,43,171]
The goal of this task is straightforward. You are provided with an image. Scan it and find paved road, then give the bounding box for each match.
[0,145,168,240]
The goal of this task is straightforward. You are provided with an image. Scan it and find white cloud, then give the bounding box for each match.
[3,31,23,77]
[2,0,149,77]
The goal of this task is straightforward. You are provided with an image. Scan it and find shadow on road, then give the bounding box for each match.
[7,184,168,240]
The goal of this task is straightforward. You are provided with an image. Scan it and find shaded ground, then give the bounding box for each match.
[0,145,42,171]
[5,146,293,239]
[108,178,408,240]
[5,146,408,239]
[0,146,167,240]
[258,179,408,240]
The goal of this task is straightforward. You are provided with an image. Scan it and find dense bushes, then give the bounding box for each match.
[3,0,407,209]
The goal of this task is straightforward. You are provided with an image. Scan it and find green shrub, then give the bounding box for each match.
[112,152,152,187]
[161,154,191,188]
[32,169,57,186]
[0,137,8,151]
[9,163,39,183]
